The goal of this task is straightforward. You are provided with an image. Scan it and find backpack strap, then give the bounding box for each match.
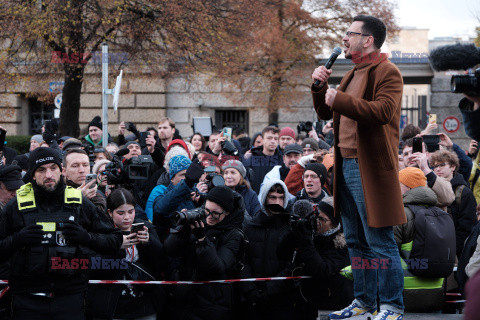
[471,168,480,191]
[455,185,466,208]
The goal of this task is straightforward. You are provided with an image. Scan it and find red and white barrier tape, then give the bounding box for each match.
[0,287,9,299]
[0,276,310,286]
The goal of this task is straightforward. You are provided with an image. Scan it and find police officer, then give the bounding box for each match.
[0,164,24,212]
[0,147,123,320]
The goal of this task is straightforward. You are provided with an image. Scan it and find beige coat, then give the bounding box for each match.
[313,53,406,228]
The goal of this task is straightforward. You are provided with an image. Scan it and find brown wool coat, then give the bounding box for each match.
[312,53,406,228]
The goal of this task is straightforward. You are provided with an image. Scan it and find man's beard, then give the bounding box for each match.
[39,180,60,192]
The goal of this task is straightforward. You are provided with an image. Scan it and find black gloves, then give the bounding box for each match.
[13,224,44,248]
[62,220,91,246]
[192,223,206,241]
[185,159,204,188]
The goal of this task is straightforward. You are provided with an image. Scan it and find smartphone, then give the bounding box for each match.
[85,174,97,189]
[130,222,145,234]
[422,134,440,152]
[429,114,437,124]
[412,137,423,154]
[223,127,232,141]
[138,131,149,148]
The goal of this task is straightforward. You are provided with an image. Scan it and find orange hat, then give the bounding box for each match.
[322,153,334,172]
[398,167,426,189]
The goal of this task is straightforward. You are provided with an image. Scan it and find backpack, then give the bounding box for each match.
[406,204,456,278]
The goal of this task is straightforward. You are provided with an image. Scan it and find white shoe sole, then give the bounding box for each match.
[328,313,375,320]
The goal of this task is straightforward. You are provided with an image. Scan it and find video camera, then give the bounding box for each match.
[429,44,480,96]
[103,148,153,185]
[290,200,319,233]
[171,207,206,227]
[297,121,322,135]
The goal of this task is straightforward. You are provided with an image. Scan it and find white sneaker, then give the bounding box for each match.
[372,309,403,320]
[329,301,377,320]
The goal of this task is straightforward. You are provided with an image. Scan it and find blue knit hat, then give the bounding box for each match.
[169,155,192,180]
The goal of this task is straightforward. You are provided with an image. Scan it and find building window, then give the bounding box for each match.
[29,98,54,134]
[215,110,249,133]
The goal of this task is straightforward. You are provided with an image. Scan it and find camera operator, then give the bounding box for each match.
[62,149,107,213]
[163,186,245,320]
[279,197,352,318]
[0,147,122,320]
[459,95,480,141]
[152,155,204,240]
[240,180,296,319]
[87,188,166,320]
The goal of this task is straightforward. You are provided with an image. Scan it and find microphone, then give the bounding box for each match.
[314,47,342,87]
[429,44,480,71]
[292,200,314,219]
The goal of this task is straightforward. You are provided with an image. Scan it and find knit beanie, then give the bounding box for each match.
[222,160,246,178]
[398,167,426,189]
[124,141,140,149]
[317,198,338,226]
[31,134,43,144]
[304,163,327,185]
[302,138,319,151]
[206,186,235,213]
[279,127,296,139]
[169,155,192,180]
[92,159,111,175]
[88,116,103,130]
[26,148,62,180]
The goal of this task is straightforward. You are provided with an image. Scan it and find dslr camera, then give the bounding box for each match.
[297,121,322,135]
[204,166,225,191]
[171,208,206,227]
[290,200,320,233]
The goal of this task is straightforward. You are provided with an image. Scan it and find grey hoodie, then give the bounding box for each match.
[257,179,292,214]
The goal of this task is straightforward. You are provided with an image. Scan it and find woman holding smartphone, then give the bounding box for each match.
[87,188,166,320]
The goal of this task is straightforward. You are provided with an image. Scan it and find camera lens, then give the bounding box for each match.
[451,74,478,94]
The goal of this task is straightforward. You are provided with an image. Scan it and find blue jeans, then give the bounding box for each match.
[338,158,404,313]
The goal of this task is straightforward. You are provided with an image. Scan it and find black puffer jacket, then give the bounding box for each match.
[449,173,478,258]
[163,192,245,320]
[278,229,353,317]
[86,219,167,320]
[240,211,295,319]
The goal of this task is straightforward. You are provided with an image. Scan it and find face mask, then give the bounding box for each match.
[264,203,285,214]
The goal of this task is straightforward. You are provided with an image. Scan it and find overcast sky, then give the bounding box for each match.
[396,0,479,39]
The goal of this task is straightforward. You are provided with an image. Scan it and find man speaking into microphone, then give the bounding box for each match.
[311,15,405,320]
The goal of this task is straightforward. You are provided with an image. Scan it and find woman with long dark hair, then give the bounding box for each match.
[87,188,166,320]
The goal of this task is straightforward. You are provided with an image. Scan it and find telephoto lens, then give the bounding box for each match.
[171,208,206,227]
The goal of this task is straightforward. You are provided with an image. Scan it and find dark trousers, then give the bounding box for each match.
[12,292,85,320]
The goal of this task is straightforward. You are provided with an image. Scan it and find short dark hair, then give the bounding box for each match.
[63,148,88,167]
[401,124,421,142]
[268,183,285,195]
[262,126,280,137]
[353,15,386,49]
[404,138,414,148]
[107,188,136,212]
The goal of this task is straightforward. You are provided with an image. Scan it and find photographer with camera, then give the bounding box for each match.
[460,95,480,141]
[164,186,245,320]
[278,197,352,318]
[240,179,296,319]
[152,155,204,240]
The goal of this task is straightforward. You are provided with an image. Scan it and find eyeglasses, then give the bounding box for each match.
[345,31,371,38]
[205,207,225,218]
[317,216,330,223]
[432,163,449,169]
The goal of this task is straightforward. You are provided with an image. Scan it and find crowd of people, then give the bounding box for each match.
[0,14,479,320]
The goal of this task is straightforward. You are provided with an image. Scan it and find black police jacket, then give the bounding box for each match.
[0,181,122,294]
